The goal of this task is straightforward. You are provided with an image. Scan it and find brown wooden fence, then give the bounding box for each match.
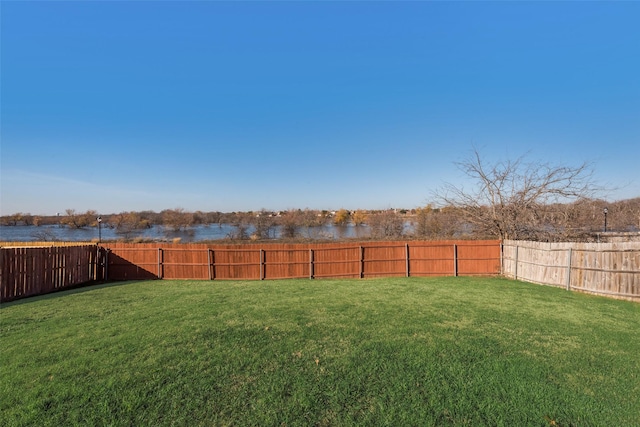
[0,240,500,302]
[101,240,501,281]
[502,240,640,301]
[0,245,99,302]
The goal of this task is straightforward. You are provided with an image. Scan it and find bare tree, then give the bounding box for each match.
[2,213,26,226]
[351,210,367,226]
[299,209,329,239]
[110,211,151,240]
[32,229,58,242]
[614,197,640,231]
[61,209,98,229]
[333,209,350,226]
[368,210,404,239]
[161,208,194,231]
[250,209,277,240]
[278,210,299,239]
[227,212,251,240]
[412,205,465,239]
[435,148,601,240]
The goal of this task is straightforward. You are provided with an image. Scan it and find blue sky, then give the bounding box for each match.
[1,1,639,216]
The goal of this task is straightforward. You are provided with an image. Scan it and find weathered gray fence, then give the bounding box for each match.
[502,240,640,301]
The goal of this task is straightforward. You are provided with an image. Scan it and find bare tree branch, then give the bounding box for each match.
[434,148,603,240]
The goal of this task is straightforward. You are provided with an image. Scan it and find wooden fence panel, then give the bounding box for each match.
[571,248,640,298]
[0,245,97,302]
[162,246,210,279]
[106,244,159,280]
[457,243,501,275]
[409,244,455,276]
[502,240,640,301]
[211,248,261,280]
[263,248,310,280]
[363,245,406,278]
[312,246,361,279]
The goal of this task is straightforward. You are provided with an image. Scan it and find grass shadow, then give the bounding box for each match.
[0,280,148,308]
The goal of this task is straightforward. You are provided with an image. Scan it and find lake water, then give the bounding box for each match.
[0,223,374,243]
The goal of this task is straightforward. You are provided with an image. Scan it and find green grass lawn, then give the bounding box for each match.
[1,277,639,426]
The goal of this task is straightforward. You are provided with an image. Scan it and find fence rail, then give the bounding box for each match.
[502,240,640,301]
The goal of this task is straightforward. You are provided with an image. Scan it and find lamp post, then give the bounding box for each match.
[97,216,102,242]
[603,207,608,233]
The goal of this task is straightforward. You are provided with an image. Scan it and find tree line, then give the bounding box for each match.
[2,198,638,242]
[2,150,638,242]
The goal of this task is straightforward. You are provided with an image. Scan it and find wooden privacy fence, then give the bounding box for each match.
[0,240,499,302]
[502,240,640,301]
[102,240,501,281]
[0,245,100,302]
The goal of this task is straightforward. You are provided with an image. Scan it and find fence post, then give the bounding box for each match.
[514,245,519,281]
[207,249,213,280]
[360,246,364,278]
[309,249,314,279]
[453,244,458,277]
[405,243,410,277]
[94,246,99,281]
[158,248,163,279]
[566,247,572,291]
[260,249,265,280]
[500,242,504,276]
[105,249,109,281]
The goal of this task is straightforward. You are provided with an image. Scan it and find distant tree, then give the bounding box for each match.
[299,209,328,239]
[1,212,34,226]
[543,199,604,239]
[61,209,98,229]
[614,197,640,231]
[368,210,404,239]
[250,209,277,240]
[3,213,21,226]
[301,209,327,228]
[351,210,367,226]
[228,212,251,240]
[138,210,162,226]
[278,210,300,239]
[333,209,350,226]
[413,205,439,238]
[192,211,205,225]
[110,212,150,240]
[200,211,222,225]
[21,213,33,226]
[435,148,601,240]
[161,208,194,231]
[61,209,80,228]
[412,205,464,239]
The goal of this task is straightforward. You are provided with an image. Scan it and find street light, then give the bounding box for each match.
[97,216,102,242]
[603,207,608,232]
